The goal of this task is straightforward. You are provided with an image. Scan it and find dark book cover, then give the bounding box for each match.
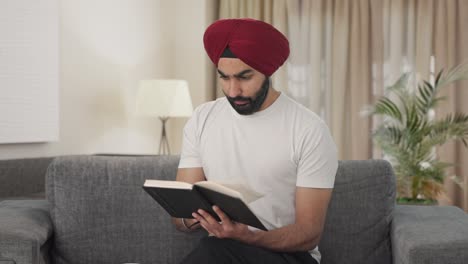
[194,185,267,230]
[143,184,267,231]
[142,186,215,219]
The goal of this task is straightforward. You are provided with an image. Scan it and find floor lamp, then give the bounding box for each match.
[136,80,193,155]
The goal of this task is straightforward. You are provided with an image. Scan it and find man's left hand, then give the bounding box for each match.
[192,205,256,242]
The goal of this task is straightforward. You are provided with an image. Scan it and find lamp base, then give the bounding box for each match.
[159,117,170,155]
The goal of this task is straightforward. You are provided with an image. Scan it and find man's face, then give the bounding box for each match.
[217,58,269,115]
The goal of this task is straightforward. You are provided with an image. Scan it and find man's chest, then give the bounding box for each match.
[198,122,298,190]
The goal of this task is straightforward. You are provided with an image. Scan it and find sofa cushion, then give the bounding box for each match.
[0,200,52,264]
[46,155,204,264]
[392,205,468,264]
[319,160,396,264]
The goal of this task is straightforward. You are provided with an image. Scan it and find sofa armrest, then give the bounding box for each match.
[0,200,53,264]
[391,205,468,264]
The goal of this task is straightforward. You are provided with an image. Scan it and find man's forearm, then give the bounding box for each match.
[245,223,320,252]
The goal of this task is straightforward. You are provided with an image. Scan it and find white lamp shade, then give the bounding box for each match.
[136,79,193,117]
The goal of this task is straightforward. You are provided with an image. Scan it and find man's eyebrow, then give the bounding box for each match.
[217,69,227,76]
[217,69,254,77]
[234,69,254,77]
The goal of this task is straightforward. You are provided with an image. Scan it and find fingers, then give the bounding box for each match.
[194,208,219,225]
[192,206,234,237]
[193,206,231,225]
[192,206,251,240]
[192,209,218,235]
[212,205,232,224]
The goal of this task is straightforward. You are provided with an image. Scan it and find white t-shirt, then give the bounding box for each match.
[179,93,338,262]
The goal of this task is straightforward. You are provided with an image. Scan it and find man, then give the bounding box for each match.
[172,18,338,264]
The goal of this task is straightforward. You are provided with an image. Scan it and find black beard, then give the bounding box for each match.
[225,77,270,115]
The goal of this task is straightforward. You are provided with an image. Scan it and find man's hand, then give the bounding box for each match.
[172,167,206,232]
[192,205,256,242]
[193,187,332,252]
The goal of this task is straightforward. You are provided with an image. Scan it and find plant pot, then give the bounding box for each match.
[396,197,438,205]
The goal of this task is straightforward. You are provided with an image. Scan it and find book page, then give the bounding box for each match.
[195,181,263,204]
[144,180,193,189]
[221,183,264,203]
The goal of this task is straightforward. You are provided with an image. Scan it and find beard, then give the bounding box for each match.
[225,77,270,115]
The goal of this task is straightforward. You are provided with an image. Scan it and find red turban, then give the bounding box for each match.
[203,18,289,76]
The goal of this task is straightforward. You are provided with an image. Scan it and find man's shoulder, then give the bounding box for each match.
[192,97,229,119]
[278,94,333,144]
[281,94,323,124]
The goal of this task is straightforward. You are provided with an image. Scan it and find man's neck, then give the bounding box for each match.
[259,88,281,111]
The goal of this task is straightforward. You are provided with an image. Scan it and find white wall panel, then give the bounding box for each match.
[0,0,59,143]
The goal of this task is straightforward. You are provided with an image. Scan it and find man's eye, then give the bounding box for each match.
[238,76,251,80]
[219,75,229,80]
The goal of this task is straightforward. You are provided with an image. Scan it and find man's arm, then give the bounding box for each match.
[194,187,333,252]
[247,187,332,251]
[171,167,206,232]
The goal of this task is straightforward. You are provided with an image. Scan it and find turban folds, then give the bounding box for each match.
[203,18,289,76]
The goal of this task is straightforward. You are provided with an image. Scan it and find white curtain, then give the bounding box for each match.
[215,0,468,211]
[286,0,374,160]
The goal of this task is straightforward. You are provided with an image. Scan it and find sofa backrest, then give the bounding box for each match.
[46,156,395,264]
[319,160,395,264]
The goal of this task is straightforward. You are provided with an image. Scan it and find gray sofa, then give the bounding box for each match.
[0,157,54,201]
[0,155,467,264]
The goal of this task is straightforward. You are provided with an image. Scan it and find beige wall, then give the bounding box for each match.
[168,0,217,153]
[0,0,217,159]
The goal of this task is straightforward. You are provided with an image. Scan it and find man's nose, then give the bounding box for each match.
[227,79,242,98]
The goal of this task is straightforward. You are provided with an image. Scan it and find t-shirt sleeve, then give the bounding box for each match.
[296,121,338,188]
[178,109,203,168]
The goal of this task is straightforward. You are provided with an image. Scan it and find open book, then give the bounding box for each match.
[142,180,267,230]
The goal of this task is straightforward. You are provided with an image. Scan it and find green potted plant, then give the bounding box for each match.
[364,64,468,204]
